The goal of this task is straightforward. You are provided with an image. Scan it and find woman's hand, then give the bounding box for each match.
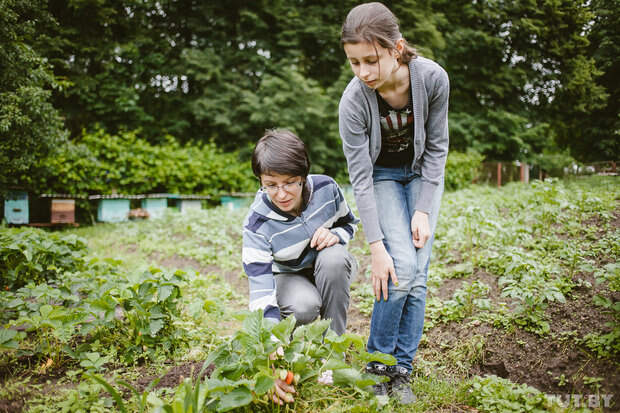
[369,241,398,301]
[271,378,296,405]
[411,211,430,249]
[311,227,340,251]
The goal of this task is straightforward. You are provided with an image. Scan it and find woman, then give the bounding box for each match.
[242,129,359,404]
[338,2,449,404]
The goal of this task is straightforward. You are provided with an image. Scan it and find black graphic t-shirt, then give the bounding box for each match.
[375,90,414,167]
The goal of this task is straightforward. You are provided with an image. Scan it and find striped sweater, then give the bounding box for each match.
[242,175,358,320]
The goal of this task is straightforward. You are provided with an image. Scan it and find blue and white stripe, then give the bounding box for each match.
[242,175,358,320]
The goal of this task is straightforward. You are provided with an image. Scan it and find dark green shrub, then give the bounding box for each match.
[444,150,484,191]
[0,227,87,289]
[42,129,257,196]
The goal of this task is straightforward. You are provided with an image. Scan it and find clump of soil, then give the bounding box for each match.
[0,397,25,413]
[133,361,215,392]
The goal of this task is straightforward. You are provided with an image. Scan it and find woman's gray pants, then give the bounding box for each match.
[275,244,358,335]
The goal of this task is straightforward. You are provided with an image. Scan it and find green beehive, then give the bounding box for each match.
[176,199,202,213]
[4,191,29,224]
[141,198,167,219]
[97,199,130,222]
[220,196,252,211]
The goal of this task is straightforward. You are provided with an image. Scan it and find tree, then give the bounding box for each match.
[0,0,67,193]
[433,0,608,162]
[561,0,618,161]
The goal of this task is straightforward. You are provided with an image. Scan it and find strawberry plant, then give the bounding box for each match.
[141,312,394,412]
[0,248,188,367]
[0,228,88,289]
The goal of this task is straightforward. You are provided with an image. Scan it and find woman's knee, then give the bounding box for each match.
[289,299,321,325]
[315,245,355,282]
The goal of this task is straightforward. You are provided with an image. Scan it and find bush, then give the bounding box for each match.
[0,227,87,289]
[40,129,257,196]
[444,150,484,191]
[529,150,577,177]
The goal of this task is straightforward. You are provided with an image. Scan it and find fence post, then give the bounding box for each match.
[497,162,502,188]
[520,163,529,183]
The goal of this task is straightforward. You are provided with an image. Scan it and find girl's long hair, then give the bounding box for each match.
[341,2,416,64]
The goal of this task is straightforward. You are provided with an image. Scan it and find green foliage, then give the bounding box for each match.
[29,380,114,413]
[528,150,577,176]
[136,311,389,412]
[0,227,88,289]
[432,176,619,343]
[444,150,484,191]
[435,0,609,162]
[560,0,619,162]
[351,281,375,317]
[436,281,491,323]
[41,129,256,196]
[0,233,188,366]
[0,0,68,193]
[467,375,561,413]
[1,0,615,192]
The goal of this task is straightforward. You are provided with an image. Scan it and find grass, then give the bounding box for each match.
[1,175,617,412]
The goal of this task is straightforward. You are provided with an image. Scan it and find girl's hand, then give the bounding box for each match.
[271,378,296,405]
[411,211,430,249]
[369,241,398,301]
[311,227,340,251]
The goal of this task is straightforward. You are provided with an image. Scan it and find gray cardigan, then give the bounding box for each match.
[338,56,450,243]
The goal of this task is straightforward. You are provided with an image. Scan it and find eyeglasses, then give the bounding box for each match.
[260,180,303,195]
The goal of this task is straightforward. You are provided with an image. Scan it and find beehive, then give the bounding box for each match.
[4,191,28,224]
[141,198,167,219]
[176,199,202,213]
[97,199,130,222]
[220,196,252,211]
[51,199,75,224]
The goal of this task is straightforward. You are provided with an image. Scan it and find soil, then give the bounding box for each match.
[132,361,215,393]
[0,397,24,413]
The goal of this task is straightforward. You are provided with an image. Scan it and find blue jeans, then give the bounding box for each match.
[366,164,443,372]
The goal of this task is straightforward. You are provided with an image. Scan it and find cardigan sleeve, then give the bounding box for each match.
[338,89,384,244]
[416,66,449,213]
[329,182,359,244]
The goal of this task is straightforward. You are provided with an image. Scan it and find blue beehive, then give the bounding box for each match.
[4,191,29,224]
[141,198,167,219]
[97,199,130,222]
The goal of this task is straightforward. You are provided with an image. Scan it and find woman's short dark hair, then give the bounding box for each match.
[341,2,416,64]
[252,129,311,179]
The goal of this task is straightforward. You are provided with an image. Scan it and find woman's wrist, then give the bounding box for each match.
[369,240,386,256]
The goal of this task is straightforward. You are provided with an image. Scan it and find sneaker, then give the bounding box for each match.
[387,366,416,405]
[366,362,389,397]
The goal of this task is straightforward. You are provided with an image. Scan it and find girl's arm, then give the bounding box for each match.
[338,90,384,244]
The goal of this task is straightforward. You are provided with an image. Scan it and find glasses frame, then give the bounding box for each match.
[260,180,303,195]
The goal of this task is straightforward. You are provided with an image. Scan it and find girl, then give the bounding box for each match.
[338,2,449,404]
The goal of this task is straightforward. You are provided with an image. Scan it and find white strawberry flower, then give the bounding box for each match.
[317,369,334,385]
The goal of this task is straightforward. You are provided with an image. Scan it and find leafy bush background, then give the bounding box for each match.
[444,150,484,191]
[32,129,257,196]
